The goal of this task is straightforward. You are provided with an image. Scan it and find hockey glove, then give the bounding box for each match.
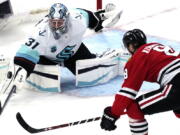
[94,3,116,32]
[100,106,119,131]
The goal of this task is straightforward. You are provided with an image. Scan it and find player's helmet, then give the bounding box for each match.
[122,29,147,49]
[48,3,70,39]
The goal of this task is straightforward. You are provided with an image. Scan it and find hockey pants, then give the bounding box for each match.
[136,73,180,115]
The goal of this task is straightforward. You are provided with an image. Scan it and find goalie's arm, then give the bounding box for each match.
[14,57,35,78]
[14,42,41,77]
[13,43,41,88]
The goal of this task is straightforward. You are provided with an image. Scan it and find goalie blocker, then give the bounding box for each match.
[25,49,130,92]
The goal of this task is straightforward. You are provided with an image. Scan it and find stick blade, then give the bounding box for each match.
[16,112,40,133]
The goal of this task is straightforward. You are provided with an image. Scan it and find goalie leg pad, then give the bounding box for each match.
[76,49,130,87]
[25,64,61,92]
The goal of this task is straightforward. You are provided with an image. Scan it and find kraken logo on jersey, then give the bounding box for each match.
[55,45,76,62]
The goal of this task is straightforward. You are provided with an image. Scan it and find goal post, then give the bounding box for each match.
[97,0,102,10]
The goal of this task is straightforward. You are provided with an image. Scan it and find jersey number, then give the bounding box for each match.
[153,45,179,56]
[25,38,39,49]
[124,68,128,79]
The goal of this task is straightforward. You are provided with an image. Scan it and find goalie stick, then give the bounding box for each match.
[16,112,101,133]
[0,85,16,115]
[0,70,15,115]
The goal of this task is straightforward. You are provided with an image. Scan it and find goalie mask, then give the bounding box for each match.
[48,3,70,39]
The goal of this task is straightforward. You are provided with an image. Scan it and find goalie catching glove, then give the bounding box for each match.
[94,3,122,32]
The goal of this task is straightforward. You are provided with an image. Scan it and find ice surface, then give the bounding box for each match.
[0,0,180,135]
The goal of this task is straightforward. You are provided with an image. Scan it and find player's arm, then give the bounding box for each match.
[111,59,148,116]
[13,37,41,89]
[14,38,40,76]
[14,36,61,93]
[100,54,148,130]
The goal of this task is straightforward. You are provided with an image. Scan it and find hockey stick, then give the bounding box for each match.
[0,70,15,115]
[16,112,101,133]
[0,71,13,94]
[0,85,16,115]
[16,111,127,133]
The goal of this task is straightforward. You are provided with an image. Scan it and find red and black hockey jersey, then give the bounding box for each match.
[111,43,180,117]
